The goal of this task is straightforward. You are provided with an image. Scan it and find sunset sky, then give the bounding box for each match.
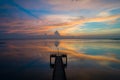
[0,0,120,39]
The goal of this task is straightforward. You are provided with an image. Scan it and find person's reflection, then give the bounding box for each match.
[54,40,60,47]
[54,40,60,56]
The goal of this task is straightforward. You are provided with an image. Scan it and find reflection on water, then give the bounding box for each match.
[0,39,120,80]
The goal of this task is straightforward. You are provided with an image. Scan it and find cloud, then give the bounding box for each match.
[43,15,79,23]
[0,14,120,36]
[42,14,120,35]
[97,11,111,17]
[47,0,120,11]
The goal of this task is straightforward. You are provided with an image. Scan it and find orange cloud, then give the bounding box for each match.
[2,14,120,36]
[43,14,120,35]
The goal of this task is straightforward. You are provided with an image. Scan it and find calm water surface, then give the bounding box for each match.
[0,39,120,80]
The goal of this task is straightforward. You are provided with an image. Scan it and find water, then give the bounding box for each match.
[0,39,120,80]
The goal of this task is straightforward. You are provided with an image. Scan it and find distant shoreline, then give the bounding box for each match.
[0,38,120,40]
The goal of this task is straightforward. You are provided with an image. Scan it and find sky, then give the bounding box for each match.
[0,0,120,39]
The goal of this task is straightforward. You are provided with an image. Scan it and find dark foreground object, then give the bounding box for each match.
[50,54,67,80]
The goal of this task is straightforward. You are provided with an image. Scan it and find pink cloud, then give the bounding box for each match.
[1,14,120,36]
[47,0,120,11]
